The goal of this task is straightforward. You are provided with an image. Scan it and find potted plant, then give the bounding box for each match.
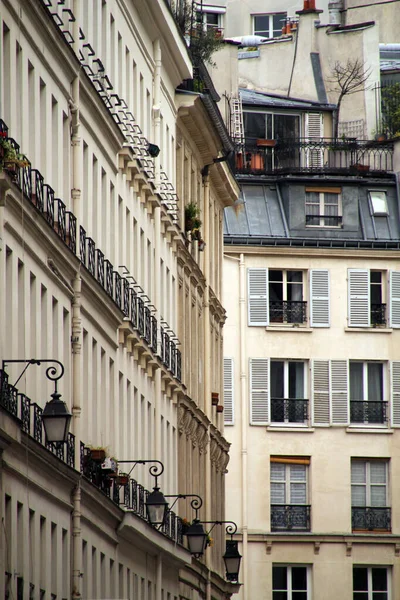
[0,137,29,180]
[101,457,118,474]
[211,392,219,406]
[89,447,107,462]
[185,202,202,232]
[116,472,129,486]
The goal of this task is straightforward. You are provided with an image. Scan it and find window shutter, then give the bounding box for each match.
[250,358,269,425]
[310,269,330,327]
[330,360,349,424]
[312,360,330,425]
[305,113,323,167]
[223,358,234,425]
[248,268,269,326]
[391,361,400,426]
[348,269,370,327]
[389,271,400,328]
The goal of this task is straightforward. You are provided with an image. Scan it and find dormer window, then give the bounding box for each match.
[369,191,388,216]
[305,187,342,228]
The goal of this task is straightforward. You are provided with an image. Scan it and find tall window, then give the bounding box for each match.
[197,10,223,31]
[353,567,389,600]
[350,362,385,424]
[270,361,307,424]
[244,112,299,140]
[351,460,390,532]
[269,270,305,324]
[270,460,310,531]
[273,565,309,600]
[253,13,286,38]
[305,188,342,227]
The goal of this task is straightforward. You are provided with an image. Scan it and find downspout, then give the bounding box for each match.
[71,3,83,599]
[153,39,162,464]
[239,253,248,600]
[156,554,162,600]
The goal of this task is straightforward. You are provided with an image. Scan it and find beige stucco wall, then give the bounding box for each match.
[344,0,399,44]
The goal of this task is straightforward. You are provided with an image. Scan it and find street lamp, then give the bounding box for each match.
[185,519,208,556]
[2,358,72,443]
[223,539,242,583]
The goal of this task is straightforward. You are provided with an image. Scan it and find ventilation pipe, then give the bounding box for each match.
[328,1,343,24]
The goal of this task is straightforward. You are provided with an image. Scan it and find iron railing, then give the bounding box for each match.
[271,505,311,531]
[271,399,308,423]
[0,369,75,468]
[371,303,386,326]
[234,137,394,175]
[350,401,388,425]
[269,301,307,324]
[305,214,343,227]
[80,443,184,545]
[0,119,182,384]
[352,506,391,531]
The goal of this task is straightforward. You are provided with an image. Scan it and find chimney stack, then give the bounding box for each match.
[328,0,343,24]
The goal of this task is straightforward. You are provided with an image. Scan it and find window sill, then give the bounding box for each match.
[346,426,393,434]
[266,325,312,333]
[267,426,315,433]
[344,327,393,333]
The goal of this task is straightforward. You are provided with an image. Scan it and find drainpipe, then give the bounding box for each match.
[239,253,248,600]
[71,482,82,600]
[156,554,162,600]
[328,1,343,24]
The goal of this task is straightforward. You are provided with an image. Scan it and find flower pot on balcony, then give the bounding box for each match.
[256,139,276,148]
[212,392,219,406]
[250,153,264,171]
[351,163,370,174]
[116,473,129,486]
[101,457,118,474]
[216,404,224,413]
[235,153,244,169]
[90,448,106,462]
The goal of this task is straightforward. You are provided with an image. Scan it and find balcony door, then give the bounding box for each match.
[350,362,385,424]
[243,112,300,170]
[270,360,307,423]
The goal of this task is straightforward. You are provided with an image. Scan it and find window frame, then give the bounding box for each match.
[253,13,287,38]
[305,187,342,228]
[368,190,389,216]
[272,565,311,600]
[270,461,309,505]
[349,361,385,402]
[351,459,388,508]
[353,566,390,600]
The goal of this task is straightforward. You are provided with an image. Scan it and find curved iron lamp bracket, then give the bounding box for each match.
[2,358,65,390]
[164,494,203,518]
[200,520,238,538]
[117,459,164,487]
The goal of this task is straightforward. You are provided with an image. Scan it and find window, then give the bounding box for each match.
[196,6,224,32]
[369,190,388,216]
[348,269,400,328]
[353,567,389,600]
[253,13,287,38]
[248,268,330,328]
[244,111,300,140]
[305,188,342,227]
[270,459,310,531]
[351,460,390,531]
[350,362,386,424]
[270,361,308,424]
[273,565,309,600]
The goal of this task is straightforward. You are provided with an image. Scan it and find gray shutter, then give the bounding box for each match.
[305,113,323,167]
[348,269,370,327]
[250,358,269,425]
[310,269,330,327]
[391,361,400,426]
[312,360,330,425]
[389,271,400,328]
[248,268,269,326]
[331,360,349,424]
[223,358,234,425]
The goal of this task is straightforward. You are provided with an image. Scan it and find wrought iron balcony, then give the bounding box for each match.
[350,401,388,425]
[271,398,308,424]
[271,505,311,531]
[305,214,343,227]
[234,137,394,176]
[371,303,386,326]
[269,301,307,324]
[352,506,391,531]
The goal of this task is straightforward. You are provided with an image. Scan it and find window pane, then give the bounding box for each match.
[244,112,265,139]
[354,594,369,600]
[372,569,388,591]
[271,482,286,504]
[287,271,302,283]
[370,191,388,215]
[368,363,383,401]
[273,13,286,36]
[271,361,284,398]
[292,594,307,600]
[270,280,283,302]
[292,567,307,590]
[370,271,382,284]
[254,15,270,36]
[273,566,287,590]
[353,567,368,591]
[205,13,219,26]
[352,462,366,484]
[289,362,304,399]
[290,483,306,504]
[350,363,364,401]
[351,485,366,507]
[271,463,286,481]
[290,465,306,481]
[370,462,386,484]
[370,486,386,506]
[372,594,388,600]
[274,115,299,140]
[273,593,287,600]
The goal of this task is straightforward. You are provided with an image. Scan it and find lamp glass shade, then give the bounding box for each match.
[223,540,241,581]
[146,487,168,526]
[147,143,160,157]
[185,520,207,556]
[42,393,72,443]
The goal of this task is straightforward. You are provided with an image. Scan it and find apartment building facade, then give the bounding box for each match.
[0,1,238,599]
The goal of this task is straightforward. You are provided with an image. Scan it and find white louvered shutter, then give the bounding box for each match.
[223,358,234,425]
[391,361,400,427]
[310,269,330,327]
[312,360,330,425]
[250,358,269,425]
[305,112,323,167]
[331,360,349,424]
[248,268,269,326]
[389,271,400,328]
[348,269,370,327]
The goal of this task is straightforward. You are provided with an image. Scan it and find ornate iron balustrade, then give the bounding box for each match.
[371,303,386,326]
[305,214,343,227]
[137,297,145,337]
[234,137,394,175]
[271,398,309,423]
[350,401,388,424]
[0,369,75,468]
[271,505,311,531]
[176,349,182,382]
[269,301,307,324]
[144,306,152,345]
[352,506,391,531]
[150,316,158,353]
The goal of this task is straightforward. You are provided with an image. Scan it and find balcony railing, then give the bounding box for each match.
[271,505,311,531]
[234,138,394,175]
[271,399,309,424]
[352,506,391,531]
[371,303,386,326]
[350,401,388,425]
[269,301,307,324]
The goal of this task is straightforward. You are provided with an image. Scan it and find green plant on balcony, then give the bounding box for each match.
[0,135,29,179]
[185,202,202,232]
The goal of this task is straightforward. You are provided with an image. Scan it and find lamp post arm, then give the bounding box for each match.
[117,459,164,487]
[164,494,203,517]
[200,520,238,537]
[2,358,65,389]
